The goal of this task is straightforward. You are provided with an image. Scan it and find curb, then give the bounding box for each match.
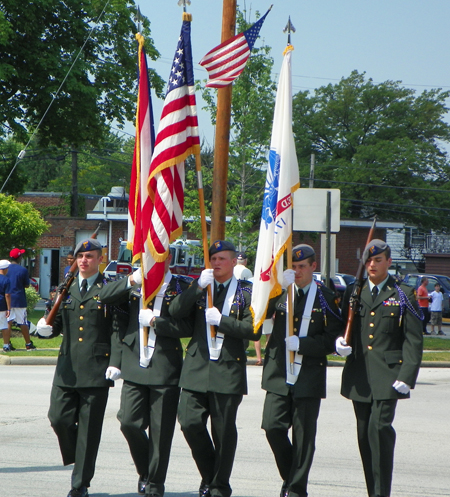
[0,355,58,366]
[2,357,450,368]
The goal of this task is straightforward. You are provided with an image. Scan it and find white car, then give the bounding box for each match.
[104,260,117,281]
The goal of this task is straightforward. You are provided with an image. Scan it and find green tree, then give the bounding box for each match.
[292,71,450,230]
[0,194,49,257]
[39,134,134,195]
[0,0,164,148]
[200,9,276,257]
[0,137,29,195]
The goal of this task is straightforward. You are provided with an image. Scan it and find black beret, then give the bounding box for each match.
[292,244,315,262]
[363,239,388,263]
[209,240,236,257]
[74,238,103,256]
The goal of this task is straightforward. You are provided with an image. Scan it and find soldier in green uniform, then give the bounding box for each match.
[261,244,343,497]
[169,240,261,497]
[36,238,113,497]
[336,239,423,497]
[99,254,191,496]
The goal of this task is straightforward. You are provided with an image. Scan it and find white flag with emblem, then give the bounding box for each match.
[250,46,300,332]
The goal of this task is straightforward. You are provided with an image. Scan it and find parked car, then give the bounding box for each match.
[402,273,450,317]
[104,260,117,281]
[336,273,356,287]
[313,273,346,302]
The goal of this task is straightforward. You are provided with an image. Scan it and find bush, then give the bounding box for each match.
[25,286,41,315]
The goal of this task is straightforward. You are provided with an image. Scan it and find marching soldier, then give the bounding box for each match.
[99,254,191,496]
[169,240,261,497]
[336,239,423,497]
[37,238,113,497]
[261,244,343,497]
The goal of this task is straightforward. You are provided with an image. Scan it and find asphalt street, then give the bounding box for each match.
[0,365,449,497]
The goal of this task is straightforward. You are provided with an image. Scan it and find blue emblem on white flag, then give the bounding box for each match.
[262,150,280,228]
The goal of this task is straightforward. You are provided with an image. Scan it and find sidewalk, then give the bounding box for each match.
[2,301,450,366]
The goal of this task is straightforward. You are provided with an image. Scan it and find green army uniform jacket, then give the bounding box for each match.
[169,278,261,396]
[51,273,113,389]
[262,282,343,399]
[100,275,191,386]
[341,275,423,401]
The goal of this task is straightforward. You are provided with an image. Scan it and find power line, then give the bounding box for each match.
[0,0,112,193]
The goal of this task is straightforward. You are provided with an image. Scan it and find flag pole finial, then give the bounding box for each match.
[178,0,192,21]
[135,6,142,34]
[283,16,296,46]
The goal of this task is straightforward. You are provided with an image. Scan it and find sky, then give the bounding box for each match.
[119,0,450,147]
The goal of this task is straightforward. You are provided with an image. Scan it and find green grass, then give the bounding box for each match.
[2,309,450,361]
[1,309,62,356]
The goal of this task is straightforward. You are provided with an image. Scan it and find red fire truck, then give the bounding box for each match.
[116,239,204,279]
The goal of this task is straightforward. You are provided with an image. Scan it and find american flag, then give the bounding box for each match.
[127,32,156,305]
[144,18,200,305]
[200,6,272,88]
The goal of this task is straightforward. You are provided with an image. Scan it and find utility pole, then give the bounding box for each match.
[210,0,236,243]
[71,148,78,217]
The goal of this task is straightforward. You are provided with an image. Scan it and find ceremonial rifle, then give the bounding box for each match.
[343,216,377,344]
[45,223,102,326]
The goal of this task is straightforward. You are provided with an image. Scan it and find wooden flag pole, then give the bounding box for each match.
[210,0,236,242]
[286,239,295,367]
[195,153,215,338]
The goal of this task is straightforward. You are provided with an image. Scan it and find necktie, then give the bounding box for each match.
[372,285,379,302]
[214,283,224,305]
[297,288,304,304]
[80,279,88,297]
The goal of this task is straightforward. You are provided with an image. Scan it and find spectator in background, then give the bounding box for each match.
[5,248,36,351]
[429,283,446,336]
[233,252,264,363]
[0,260,12,352]
[64,250,75,277]
[416,277,431,335]
[233,252,252,281]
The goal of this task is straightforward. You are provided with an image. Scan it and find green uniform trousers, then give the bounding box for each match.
[177,389,242,497]
[262,391,321,497]
[353,399,397,497]
[117,381,180,496]
[48,385,109,489]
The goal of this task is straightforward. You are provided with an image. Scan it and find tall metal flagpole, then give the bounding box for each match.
[210,0,236,242]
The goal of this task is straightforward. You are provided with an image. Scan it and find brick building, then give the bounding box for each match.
[17,189,128,298]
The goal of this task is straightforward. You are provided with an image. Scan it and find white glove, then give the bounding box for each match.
[105,366,122,381]
[282,269,296,288]
[132,267,142,285]
[36,317,53,337]
[198,268,214,289]
[285,335,300,351]
[335,336,352,357]
[139,308,155,327]
[205,306,222,326]
[393,380,411,395]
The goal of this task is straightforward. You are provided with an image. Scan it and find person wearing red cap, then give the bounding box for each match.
[4,248,36,351]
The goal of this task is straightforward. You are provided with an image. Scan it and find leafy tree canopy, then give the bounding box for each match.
[0,0,164,148]
[0,194,49,257]
[292,70,450,230]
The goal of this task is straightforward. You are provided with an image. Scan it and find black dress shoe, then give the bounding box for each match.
[199,483,211,497]
[138,475,148,495]
[67,487,88,497]
[280,481,288,497]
